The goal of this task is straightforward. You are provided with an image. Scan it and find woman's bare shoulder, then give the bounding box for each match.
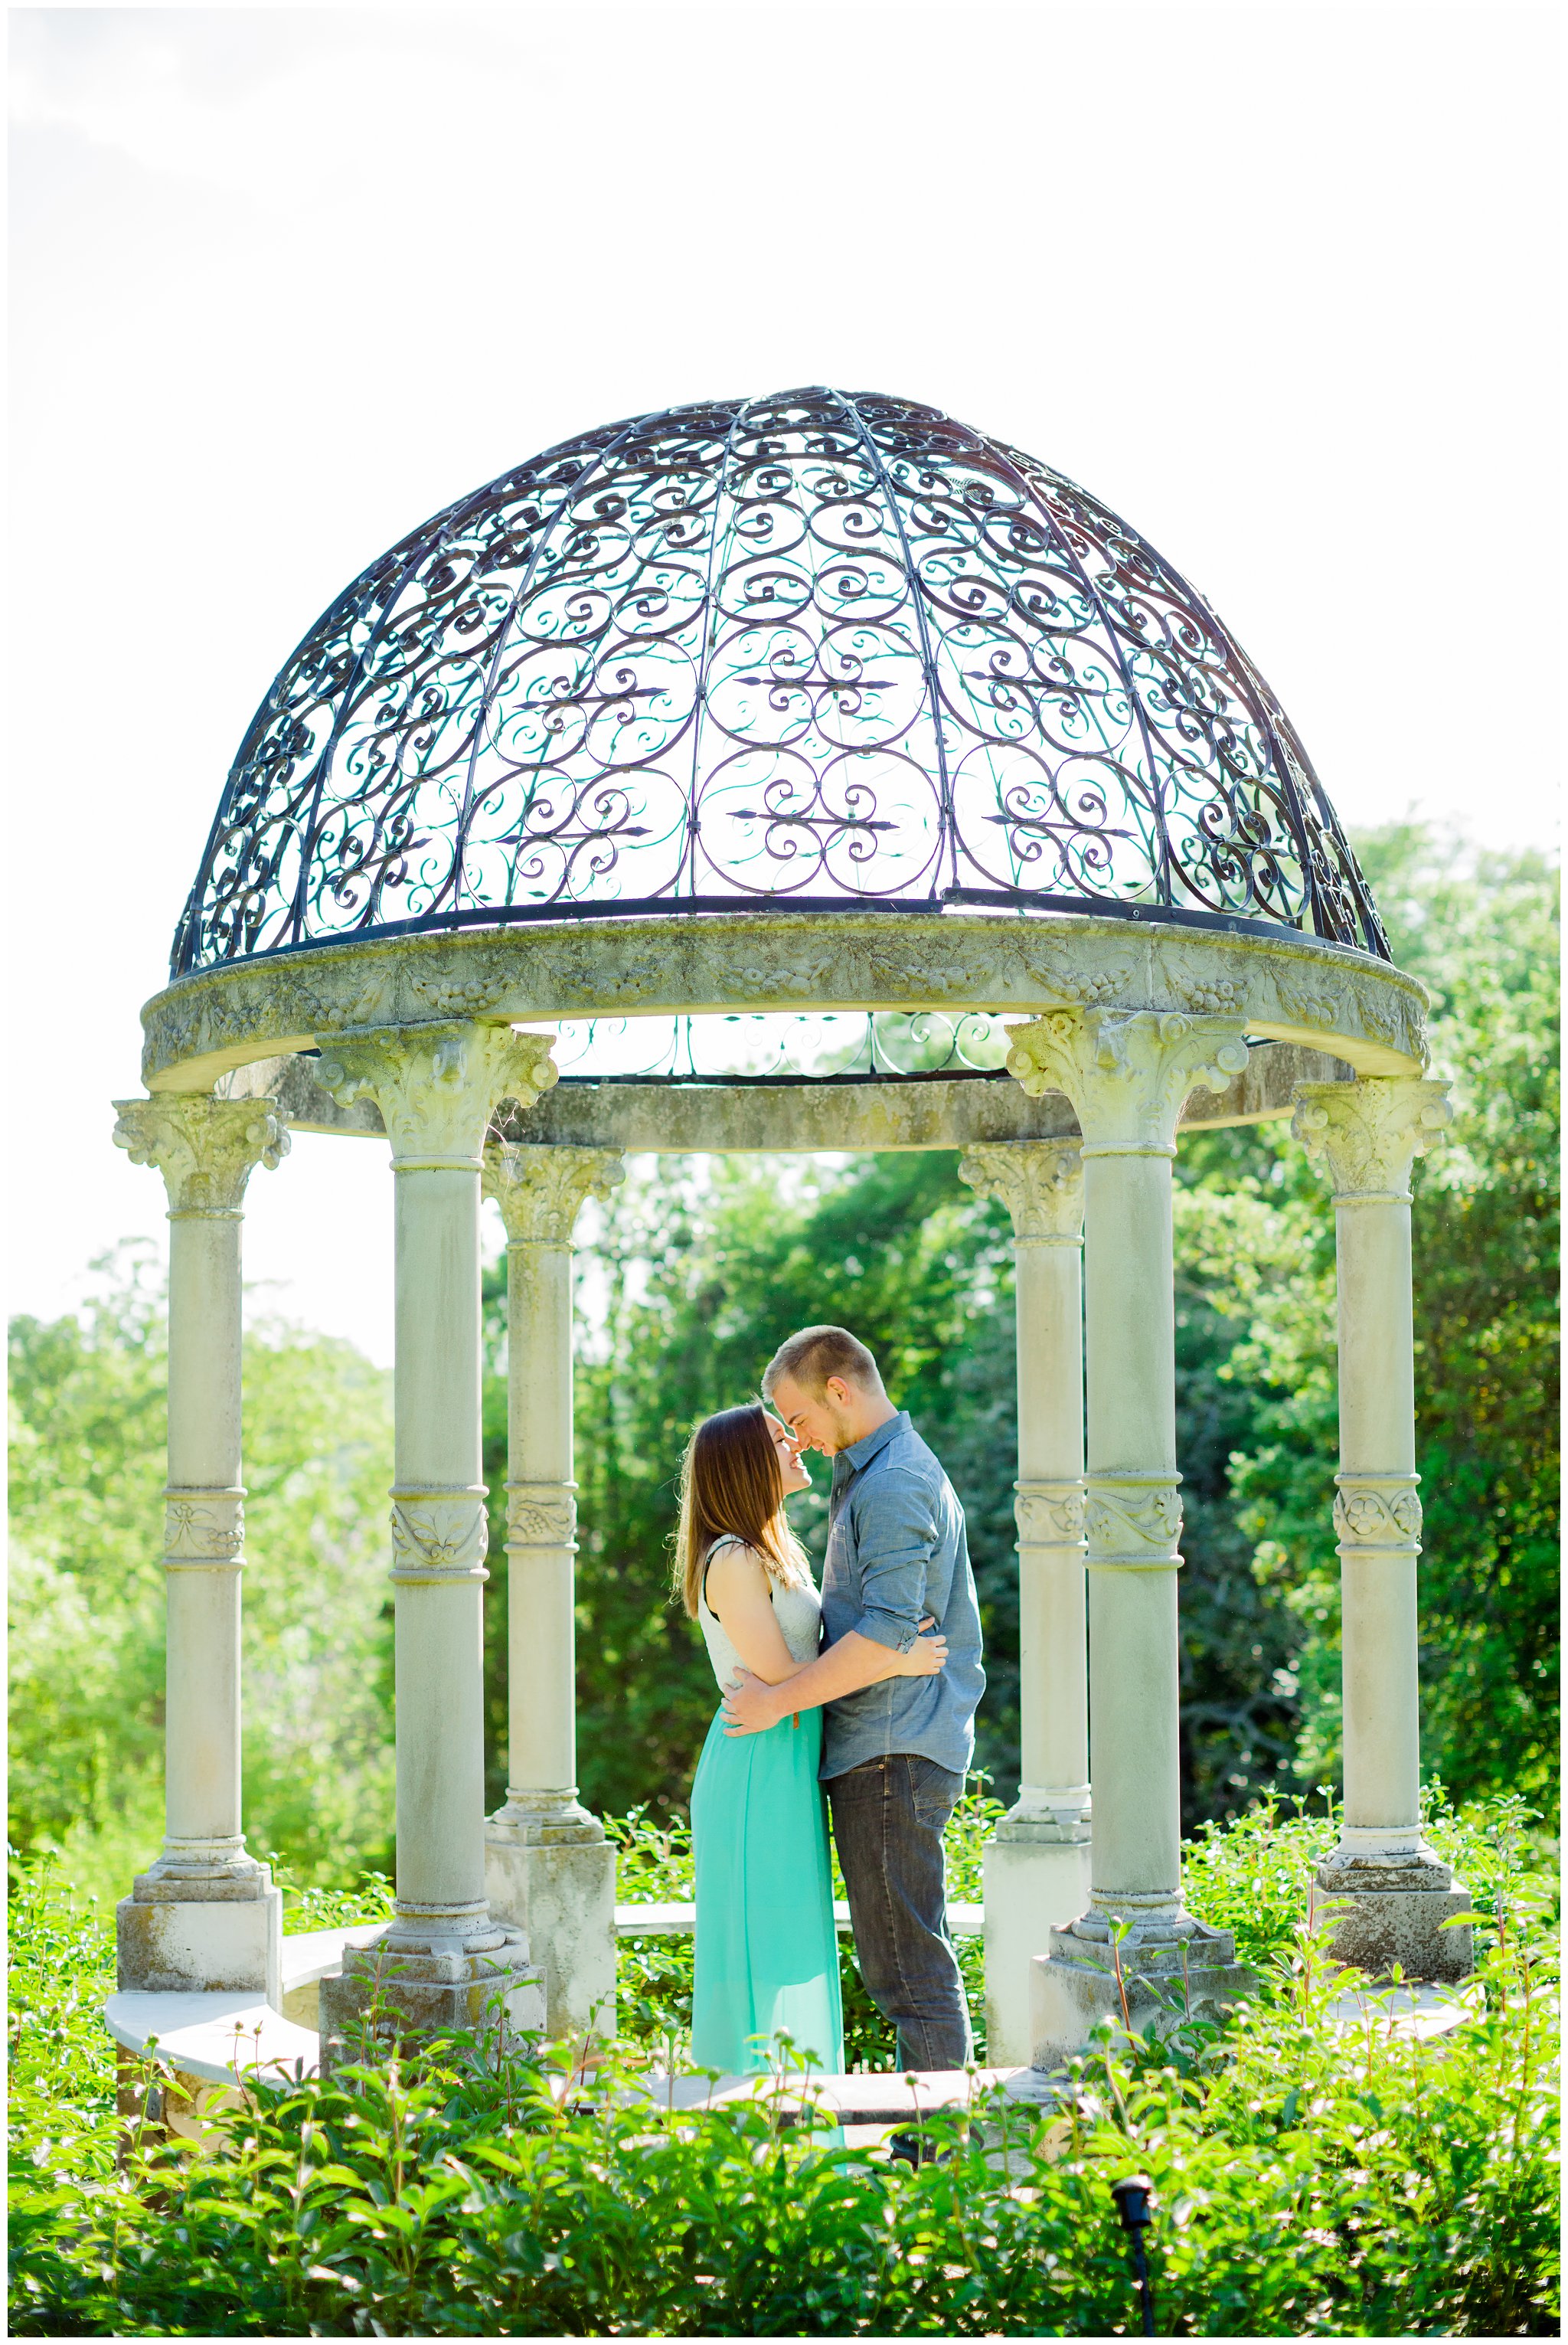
[704,1536,771,1591]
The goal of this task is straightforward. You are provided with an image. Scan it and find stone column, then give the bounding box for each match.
[482,1142,625,2041]
[959,1141,1092,2065]
[1005,1009,1255,2065]
[312,1022,557,2050]
[111,1095,289,2004]
[1292,1078,1472,1980]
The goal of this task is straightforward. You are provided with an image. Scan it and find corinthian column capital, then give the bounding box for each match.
[113,1095,289,1215]
[959,1140,1083,1242]
[482,1143,625,1245]
[1005,1009,1250,1156]
[316,1022,558,1165]
[1292,1078,1452,1201]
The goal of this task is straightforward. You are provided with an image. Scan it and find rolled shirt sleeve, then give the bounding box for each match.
[848,1467,936,1653]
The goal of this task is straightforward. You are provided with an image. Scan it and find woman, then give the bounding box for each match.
[677,1401,947,2075]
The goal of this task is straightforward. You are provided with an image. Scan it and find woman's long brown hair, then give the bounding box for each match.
[674,1403,808,1620]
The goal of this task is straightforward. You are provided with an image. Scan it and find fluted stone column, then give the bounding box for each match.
[111,1095,289,2003]
[312,1022,557,2050]
[482,1142,625,2041]
[1293,1078,1472,1980]
[1006,1010,1256,2065]
[959,1141,1092,2065]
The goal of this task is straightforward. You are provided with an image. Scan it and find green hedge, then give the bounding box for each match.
[8,1797,1558,2337]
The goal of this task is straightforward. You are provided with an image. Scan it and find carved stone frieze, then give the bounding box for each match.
[1274,980,1341,1032]
[1006,1009,1250,1155]
[139,912,1431,1093]
[163,1485,245,1563]
[1149,936,1429,1073]
[113,1094,289,1213]
[1017,945,1138,1009]
[389,1490,490,1579]
[268,966,393,1037]
[1169,968,1247,1016]
[959,1141,1083,1240]
[856,940,979,999]
[316,1023,558,1163]
[1333,1474,1423,1552]
[1292,1078,1452,1201]
[1014,1480,1087,1544]
[483,1144,625,1246]
[405,969,516,1022]
[506,1482,579,1548]
[1085,1474,1184,1568]
[1355,995,1405,1051]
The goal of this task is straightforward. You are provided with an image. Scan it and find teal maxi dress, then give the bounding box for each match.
[689,1540,844,2075]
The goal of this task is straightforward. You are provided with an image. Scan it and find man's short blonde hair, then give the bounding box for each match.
[763,1325,884,1402]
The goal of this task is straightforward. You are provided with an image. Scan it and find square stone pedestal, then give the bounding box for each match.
[317,1928,544,2067]
[1315,1851,1473,1982]
[982,1824,1093,2067]
[117,1872,283,2009]
[1031,1915,1255,2071]
[487,1815,617,2041]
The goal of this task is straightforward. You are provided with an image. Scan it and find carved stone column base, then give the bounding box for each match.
[982,1834,1093,2066]
[488,1788,606,1846]
[128,1843,274,1901]
[1029,1917,1254,2072]
[486,1817,617,2041]
[992,1781,1092,1843]
[1314,1848,1473,1982]
[318,1930,544,2065]
[116,1878,283,2006]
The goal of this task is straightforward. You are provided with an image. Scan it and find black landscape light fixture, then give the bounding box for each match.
[1110,2171,1156,2337]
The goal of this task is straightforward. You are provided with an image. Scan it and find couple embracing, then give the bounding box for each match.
[675,1325,985,2078]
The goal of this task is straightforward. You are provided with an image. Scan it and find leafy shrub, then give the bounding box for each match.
[10,1798,1557,2337]
[8,1251,397,1908]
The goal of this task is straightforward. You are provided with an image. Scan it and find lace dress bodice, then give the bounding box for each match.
[697,1536,822,1692]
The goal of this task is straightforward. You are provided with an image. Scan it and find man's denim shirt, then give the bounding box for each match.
[818,1411,985,1782]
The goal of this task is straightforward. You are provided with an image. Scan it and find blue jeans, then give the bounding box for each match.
[827,1753,974,2072]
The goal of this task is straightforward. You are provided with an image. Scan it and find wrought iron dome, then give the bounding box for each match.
[172,387,1389,977]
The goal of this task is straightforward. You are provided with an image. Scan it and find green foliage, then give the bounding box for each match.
[1367,832,1559,1806]
[9,1801,1557,2338]
[606,1807,698,2059]
[1188,830,1560,1816]
[273,1867,397,1933]
[8,1247,397,1904]
[6,1856,122,2211]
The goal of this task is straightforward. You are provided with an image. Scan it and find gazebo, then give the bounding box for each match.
[109,386,1470,2086]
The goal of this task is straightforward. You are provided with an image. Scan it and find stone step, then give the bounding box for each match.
[625,2065,1024,2125]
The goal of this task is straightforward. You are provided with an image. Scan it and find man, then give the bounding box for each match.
[723,1324,985,2073]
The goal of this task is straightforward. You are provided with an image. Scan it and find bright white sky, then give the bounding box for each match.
[8,1,1560,1365]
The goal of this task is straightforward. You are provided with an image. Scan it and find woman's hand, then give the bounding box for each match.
[893,1614,948,1676]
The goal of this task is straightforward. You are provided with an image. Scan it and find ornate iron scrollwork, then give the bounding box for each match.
[172,388,1388,973]
[546,1009,1013,1084]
